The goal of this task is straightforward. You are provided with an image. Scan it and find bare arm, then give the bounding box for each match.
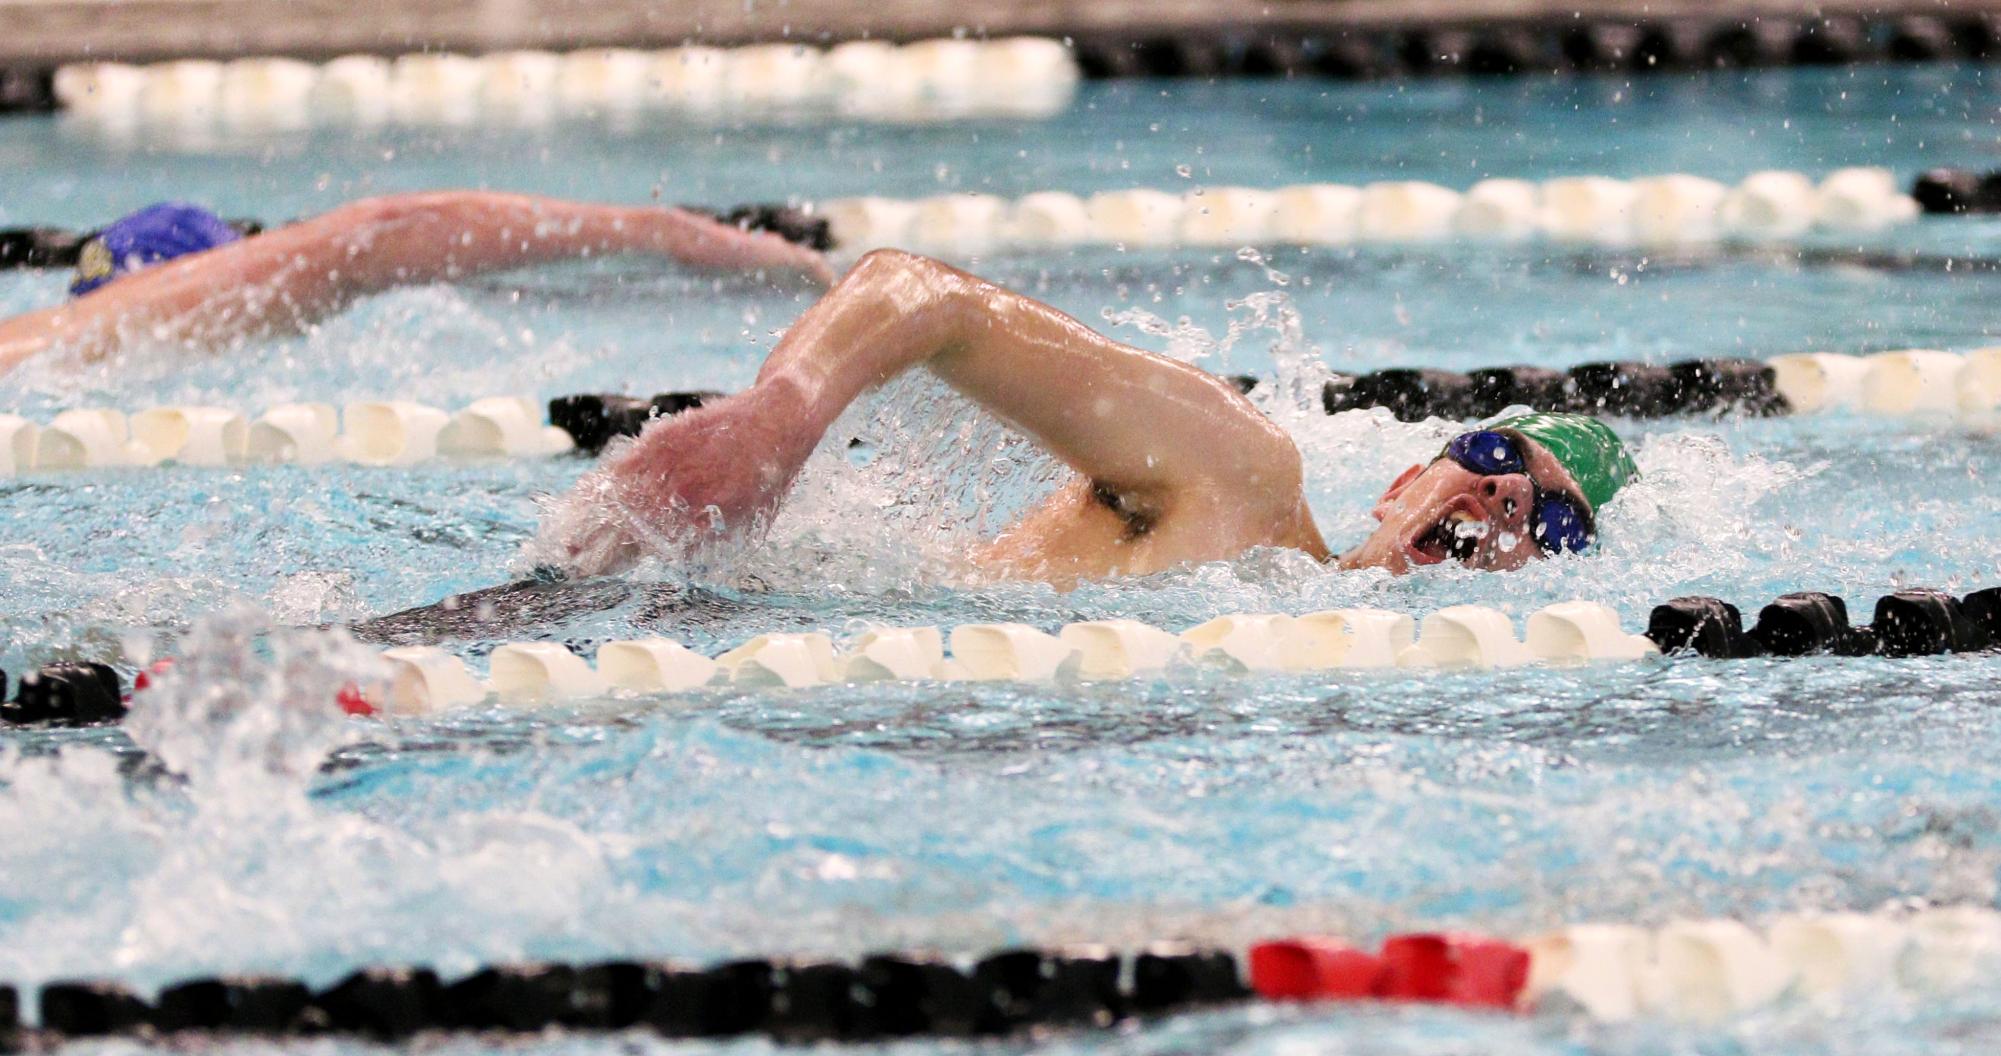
[0,191,832,377]
[758,250,1300,499]
[542,250,1314,574]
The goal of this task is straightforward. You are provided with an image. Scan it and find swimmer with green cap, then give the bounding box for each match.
[537,250,1637,585]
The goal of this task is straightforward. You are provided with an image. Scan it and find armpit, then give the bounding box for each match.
[1090,480,1160,538]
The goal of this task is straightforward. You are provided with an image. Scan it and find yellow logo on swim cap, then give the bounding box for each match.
[76,238,113,284]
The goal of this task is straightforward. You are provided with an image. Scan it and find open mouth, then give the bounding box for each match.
[1406,496,1488,566]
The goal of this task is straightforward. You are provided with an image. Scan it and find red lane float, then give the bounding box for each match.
[336,682,374,717]
[1250,933,1530,1010]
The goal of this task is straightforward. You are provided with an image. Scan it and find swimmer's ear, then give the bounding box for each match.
[1379,463,1424,502]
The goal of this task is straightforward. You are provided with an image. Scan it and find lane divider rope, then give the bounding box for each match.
[47,39,1080,130]
[5,14,1997,121]
[1068,15,2001,80]
[7,587,1994,726]
[6,904,2001,1040]
[814,168,1920,254]
[0,397,576,474]
[0,166,1944,277]
[1324,348,2001,422]
[5,343,2000,479]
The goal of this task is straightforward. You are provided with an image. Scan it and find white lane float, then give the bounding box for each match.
[1404,606,1533,668]
[1540,176,1636,244]
[1768,912,1908,1008]
[830,43,925,120]
[1178,187,1278,247]
[218,58,319,128]
[138,60,224,125]
[824,40,898,97]
[1524,923,1652,1022]
[555,48,650,115]
[34,409,138,470]
[1006,192,1093,246]
[1899,905,2001,993]
[52,62,147,121]
[1629,174,1730,245]
[646,46,728,111]
[899,38,983,112]
[245,403,340,465]
[718,633,841,688]
[1960,347,2001,415]
[724,44,825,108]
[0,415,40,476]
[1181,613,1295,673]
[438,396,575,458]
[1720,170,1818,240]
[948,624,1080,681]
[489,642,609,705]
[336,401,451,467]
[908,194,1010,256]
[311,55,394,124]
[1815,166,1918,231]
[376,646,485,715]
[479,51,564,121]
[388,53,485,125]
[1356,181,1461,242]
[974,36,1079,117]
[1285,609,1415,669]
[842,627,947,681]
[1645,918,1793,1022]
[820,197,920,253]
[1270,184,1363,245]
[596,639,721,694]
[1058,620,1186,680]
[129,406,249,466]
[1524,601,1659,663]
[1860,350,1966,416]
[1086,189,1186,248]
[1768,352,1872,414]
[1454,179,1540,241]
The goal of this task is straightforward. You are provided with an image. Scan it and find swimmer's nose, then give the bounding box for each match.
[1477,475,1535,531]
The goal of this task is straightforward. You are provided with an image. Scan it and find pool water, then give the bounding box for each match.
[5,65,2001,1053]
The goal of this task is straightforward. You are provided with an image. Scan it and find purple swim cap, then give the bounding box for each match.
[70,202,243,297]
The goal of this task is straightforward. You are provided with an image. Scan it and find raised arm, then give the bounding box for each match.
[539,249,1315,574]
[0,191,831,376]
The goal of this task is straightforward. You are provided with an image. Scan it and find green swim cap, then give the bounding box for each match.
[1487,412,1636,512]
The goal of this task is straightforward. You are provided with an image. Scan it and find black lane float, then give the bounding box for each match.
[8,944,1248,1044]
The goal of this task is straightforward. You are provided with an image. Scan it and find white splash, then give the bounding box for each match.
[121,604,380,798]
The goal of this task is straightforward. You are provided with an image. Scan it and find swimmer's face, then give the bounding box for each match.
[1337,436,1588,575]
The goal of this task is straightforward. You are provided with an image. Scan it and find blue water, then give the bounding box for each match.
[4,66,2001,1052]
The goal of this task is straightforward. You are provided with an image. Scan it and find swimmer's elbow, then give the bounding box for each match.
[850,247,927,274]
[846,248,964,294]
[326,191,479,233]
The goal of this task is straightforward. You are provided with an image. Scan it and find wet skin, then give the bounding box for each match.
[539,251,1599,587]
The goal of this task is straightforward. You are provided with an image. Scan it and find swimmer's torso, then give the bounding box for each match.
[971,475,1328,587]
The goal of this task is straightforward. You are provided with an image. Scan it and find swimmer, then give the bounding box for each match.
[536,250,1635,585]
[0,193,833,377]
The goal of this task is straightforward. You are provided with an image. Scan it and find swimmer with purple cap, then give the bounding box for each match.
[0,193,832,377]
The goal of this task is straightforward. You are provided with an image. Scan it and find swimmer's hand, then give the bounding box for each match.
[532,380,822,576]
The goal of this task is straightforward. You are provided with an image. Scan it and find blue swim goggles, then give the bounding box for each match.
[1440,430,1594,555]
